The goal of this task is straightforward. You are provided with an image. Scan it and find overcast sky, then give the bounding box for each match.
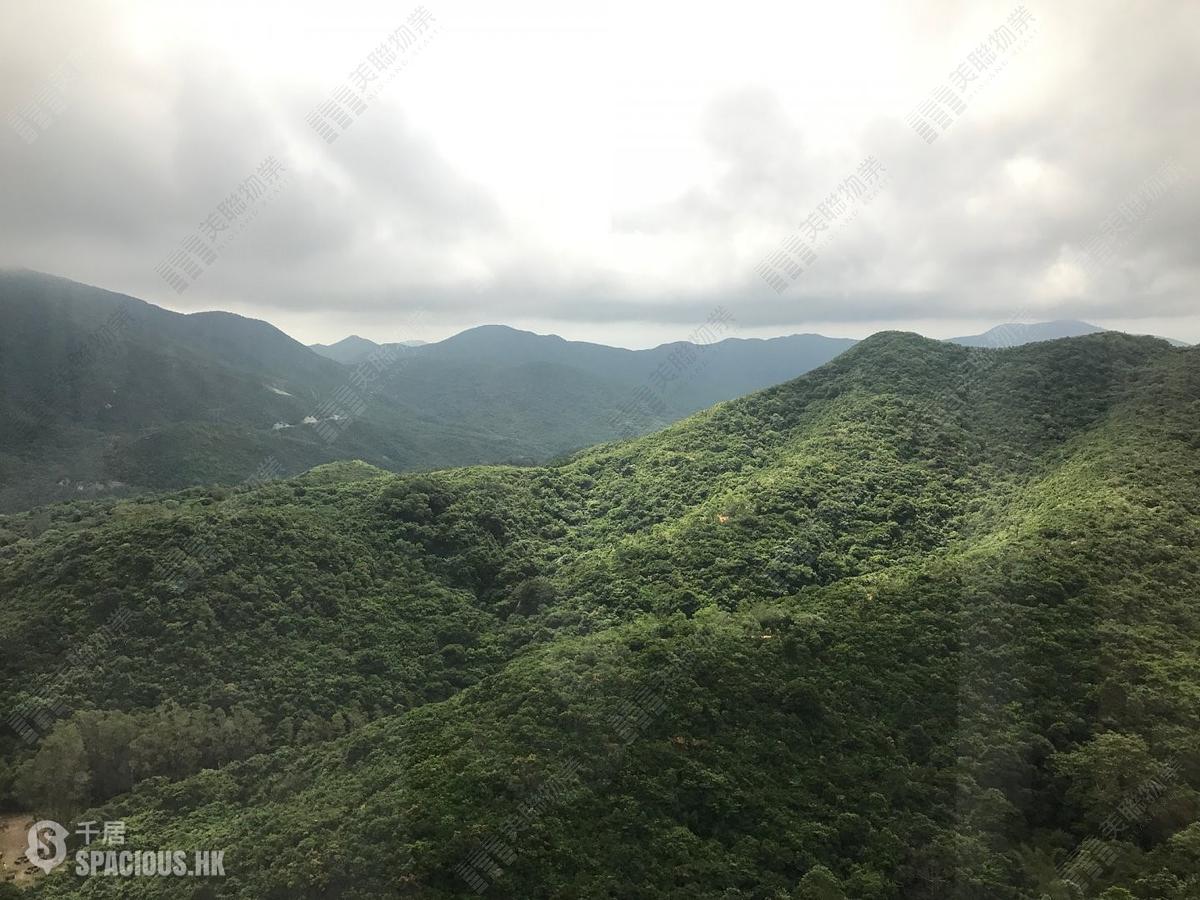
[1,0,1196,348]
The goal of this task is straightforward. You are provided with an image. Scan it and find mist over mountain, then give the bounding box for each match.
[949,319,1106,347]
[0,272,853,512]
[6,271,1193,516]
[309,335,397,365]
[950,320,1190,348]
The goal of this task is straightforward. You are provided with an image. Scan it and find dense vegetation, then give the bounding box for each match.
[0,271,853,512]
[0,330,1197,898]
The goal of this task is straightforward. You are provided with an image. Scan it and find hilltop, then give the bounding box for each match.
[0,271,851,512]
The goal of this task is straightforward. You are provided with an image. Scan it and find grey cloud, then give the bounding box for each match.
[602,1,1198,332]
[613,86,826,234]
[1,0,1197,343]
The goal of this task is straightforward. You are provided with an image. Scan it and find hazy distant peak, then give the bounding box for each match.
[312,334,379,350]
[949,320,1105,348]
[444,323,542,340]
[309,334,384,364]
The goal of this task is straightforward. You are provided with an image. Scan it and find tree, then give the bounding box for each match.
[796,865,847,900]
[1053,733,1157,829]
[16,721,91,819]
[510,577,558,616]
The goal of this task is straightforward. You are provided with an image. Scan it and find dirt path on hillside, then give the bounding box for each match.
[0,813,40,886]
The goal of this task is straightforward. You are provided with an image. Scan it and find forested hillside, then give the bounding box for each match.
[1,331,1197,898]
[0,271,852,513]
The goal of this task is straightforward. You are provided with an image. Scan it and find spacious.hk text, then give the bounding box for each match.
[75,849,225,877]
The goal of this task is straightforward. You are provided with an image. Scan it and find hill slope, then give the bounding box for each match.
[0,270,362,511]
[0,273,852,512]
[1,332,1196,898]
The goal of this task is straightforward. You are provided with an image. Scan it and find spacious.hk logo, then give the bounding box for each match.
[26,820,68,873]
[24,819,225,878]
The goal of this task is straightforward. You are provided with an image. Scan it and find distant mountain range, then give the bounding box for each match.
[948,319,1105,347]
[0,271,852,511]
[310,325,858,399]
[0,270,1188,512]
[317,318,1188,361]
[949,319,1189,348]
[309,335,425,364]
